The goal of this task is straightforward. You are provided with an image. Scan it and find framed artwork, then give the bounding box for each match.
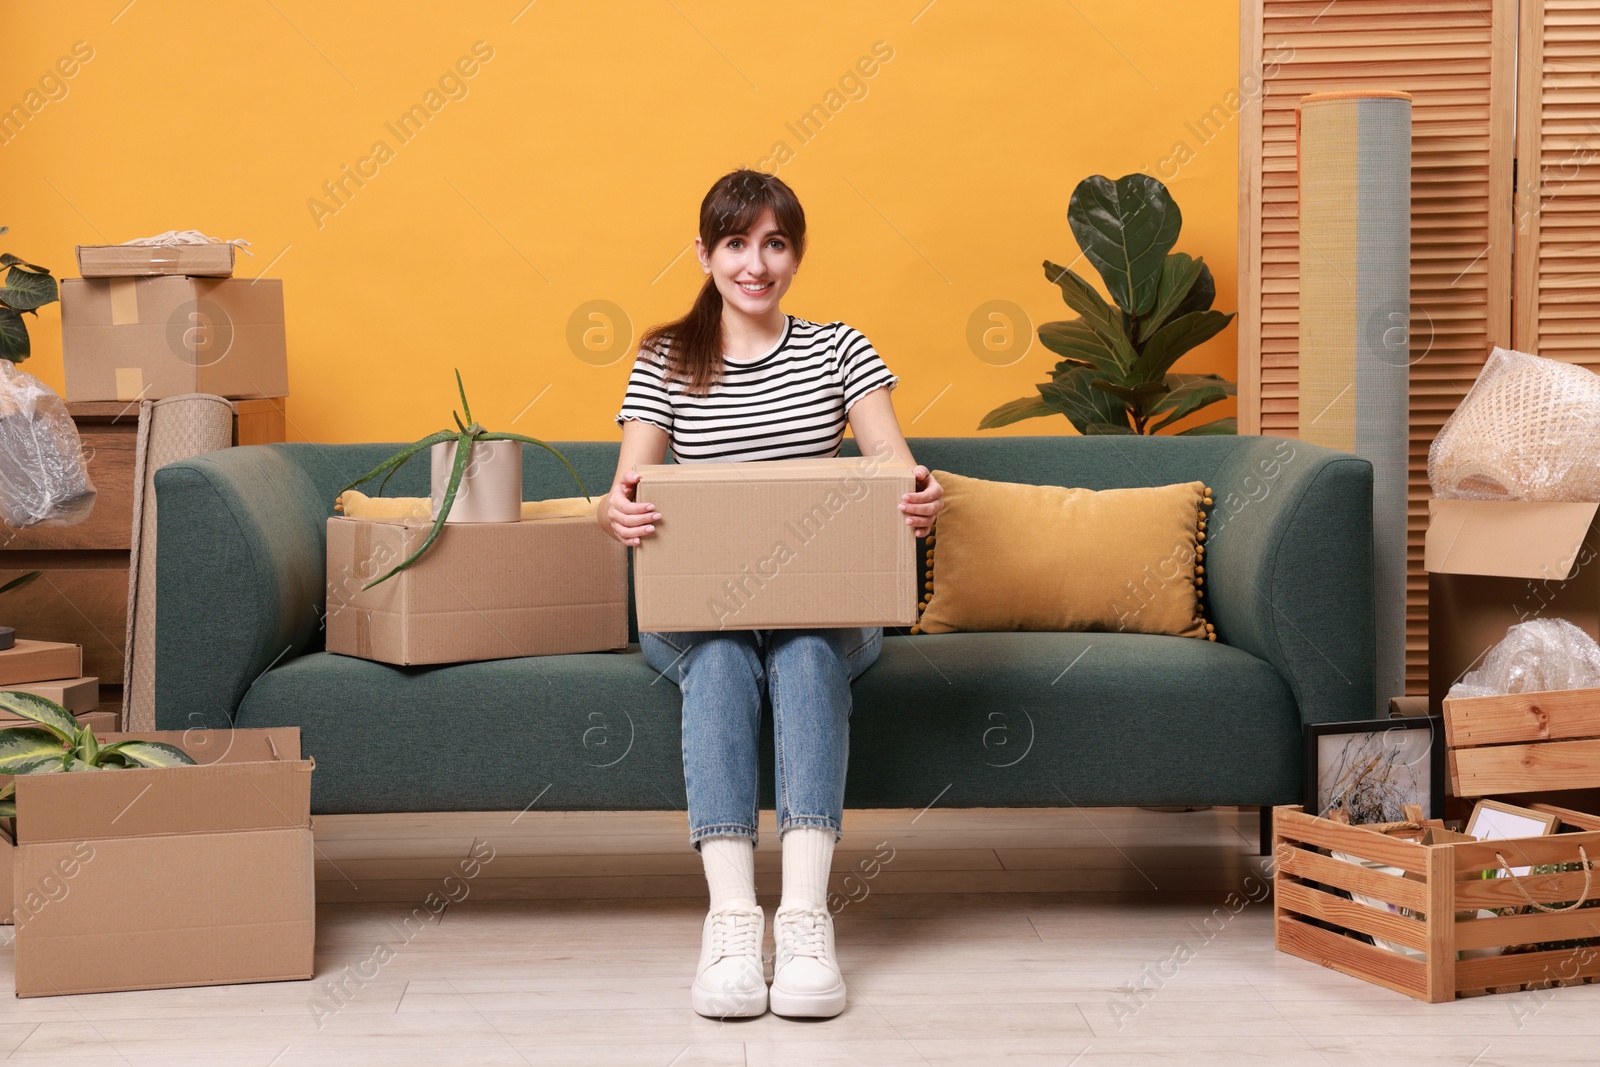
[1304,715,1445,822]
[1466,800,1561,877]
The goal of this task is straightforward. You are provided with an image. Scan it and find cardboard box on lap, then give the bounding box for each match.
[1425,499,1600,713]
[632,456,919,632]
[325,513,629,665]
[6,727,314,997]
[60,276,288,402]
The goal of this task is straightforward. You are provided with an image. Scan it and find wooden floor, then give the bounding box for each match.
[3,806,1600,1064]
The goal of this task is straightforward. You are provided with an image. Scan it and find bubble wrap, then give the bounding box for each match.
[1429,347,1600,501]
[1448,618,1600,700]
[0,360,96,528]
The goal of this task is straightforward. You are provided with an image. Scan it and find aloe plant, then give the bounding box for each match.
[0,227,60,364]
[980,173,1238,436]
[0,691,195,817]
[338,370,589,590]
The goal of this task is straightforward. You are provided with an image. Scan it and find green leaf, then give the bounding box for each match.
[0,266,58,311]
[337,430,459,497]
[1148,374,1236,433]
[1040,261,1137,366]
[97,739,196,768]
[1177,417,1238,436]
[0,305,30,363]
[1081,421,1139,435]
[363,429,474,590]
[1039,366,1130,435]
[0,570,40,596]
[1037,319,1123,376]
[454,368,473,427]
[0,691,79,744]
[0,799,14,818]
[1131,310,1236,383]
[1139,254,1208,342]
[478,432,590,499]
[0,253,48,273]
[0,728,66,773]
[1089,378,1170,410]
[977,395,1057,430]
[1067,174,1182,316]
[77,725,99,765]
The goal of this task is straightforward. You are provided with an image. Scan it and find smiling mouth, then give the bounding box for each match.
[737,281,772,294]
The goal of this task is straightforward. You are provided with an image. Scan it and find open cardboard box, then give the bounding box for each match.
[632,456,918,631]
[0,727,315,998]
[1426,499,1599,714]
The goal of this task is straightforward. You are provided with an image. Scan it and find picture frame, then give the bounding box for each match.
[1466,800,1560,877]
[1303,715,1445,822]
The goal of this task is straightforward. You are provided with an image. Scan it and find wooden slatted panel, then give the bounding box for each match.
[1514,0,1600,363]
[1238,0,1515,696]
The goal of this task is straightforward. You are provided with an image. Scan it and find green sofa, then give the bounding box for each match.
[154,435,1375,818]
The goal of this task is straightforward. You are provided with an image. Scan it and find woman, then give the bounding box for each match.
[600,169,942,1020]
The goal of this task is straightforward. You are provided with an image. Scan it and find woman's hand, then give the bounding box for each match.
[602,470,662,546]
[900,465,943,539]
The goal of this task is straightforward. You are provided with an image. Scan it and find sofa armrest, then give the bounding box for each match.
[153,445,328,730]
[1206,438,1377,725]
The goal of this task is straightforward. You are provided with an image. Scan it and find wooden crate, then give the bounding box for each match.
[1274,688,1600,1002]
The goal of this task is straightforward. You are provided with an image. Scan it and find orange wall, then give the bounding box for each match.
[1,1,1242,444]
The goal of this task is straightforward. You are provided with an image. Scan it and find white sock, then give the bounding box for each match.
[780,826,835,912]
[700,836,756,912]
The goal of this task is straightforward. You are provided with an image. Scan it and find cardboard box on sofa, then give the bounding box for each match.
[60,276,288,402]
[0,641,82,686]
[1425,498,1599,714]
[325,514,628,665]
[0,676,98,713]
[632,457,918,632]
[76,243,235,278]
[6,727,313,996]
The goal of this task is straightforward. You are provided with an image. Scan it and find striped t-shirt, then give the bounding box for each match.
[614,314,899,462]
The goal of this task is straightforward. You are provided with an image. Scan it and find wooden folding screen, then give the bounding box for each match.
[1237,0,1516,695]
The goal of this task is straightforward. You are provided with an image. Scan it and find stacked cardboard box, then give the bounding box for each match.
[60,245,288,402]
[0,641,105,731]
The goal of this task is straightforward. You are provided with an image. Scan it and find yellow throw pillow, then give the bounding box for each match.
[335,489,598,521]
[914,471,1215,640]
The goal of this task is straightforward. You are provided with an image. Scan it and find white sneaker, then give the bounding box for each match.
[691,901,767,1018]
[769,904,846,1017]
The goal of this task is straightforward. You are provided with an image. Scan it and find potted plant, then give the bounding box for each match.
[0,570,40,651]
[338,370,590,589]
[0,228,60,363]
[0,691,195,817]
[980,173,1238,436]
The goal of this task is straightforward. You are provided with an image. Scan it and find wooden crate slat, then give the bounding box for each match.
[1275,914,1432,1000]
[1453,739,1600,797]
[1456,939,1600,990]
[1449,829,1600,874]
[1275,842,1430,911]
[1453,868,1599,910]
[1276,878,1431,951]
[1454,905,1600,951]
[1426,839,1457,1001]
[1444,690,1600,746]
[1273,805,1431,873]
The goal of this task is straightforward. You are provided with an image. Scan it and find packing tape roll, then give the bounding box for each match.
[114,367,145,402]
[108,278,139,325]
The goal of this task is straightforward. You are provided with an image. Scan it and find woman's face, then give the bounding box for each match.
[697,206,798,317]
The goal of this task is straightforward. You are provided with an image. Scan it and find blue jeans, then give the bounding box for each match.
[640,626,884,851]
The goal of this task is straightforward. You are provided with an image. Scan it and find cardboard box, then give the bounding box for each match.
[1425,499,1600,714]
[0,709,116,734]
[75,243,235,278]
[7,727,313,995]
[0,641,82,686]
[61,276,289,401]
[633,457,918,632]
[325,514,628,665]
[0,676,98,713]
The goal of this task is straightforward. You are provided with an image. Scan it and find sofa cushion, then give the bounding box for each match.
[235,632,1301,815]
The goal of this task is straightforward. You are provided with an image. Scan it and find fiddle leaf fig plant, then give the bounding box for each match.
[0,691,196,817]
[980,173,1238,436]
[0,227,61,364]
[338,369,590,590]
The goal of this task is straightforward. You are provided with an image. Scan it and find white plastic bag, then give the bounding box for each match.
[0,360,96,528]
[1429,347,1600,502]
[1448,618,1600,700]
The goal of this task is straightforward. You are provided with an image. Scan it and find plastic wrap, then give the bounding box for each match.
[1429,347,1600,501]
[0,360,96,528]
[1447,618,1600,700]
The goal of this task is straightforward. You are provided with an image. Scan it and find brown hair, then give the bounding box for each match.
[639,169,807,396]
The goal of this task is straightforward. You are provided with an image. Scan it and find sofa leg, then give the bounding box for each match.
[1258,805,1273,857]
